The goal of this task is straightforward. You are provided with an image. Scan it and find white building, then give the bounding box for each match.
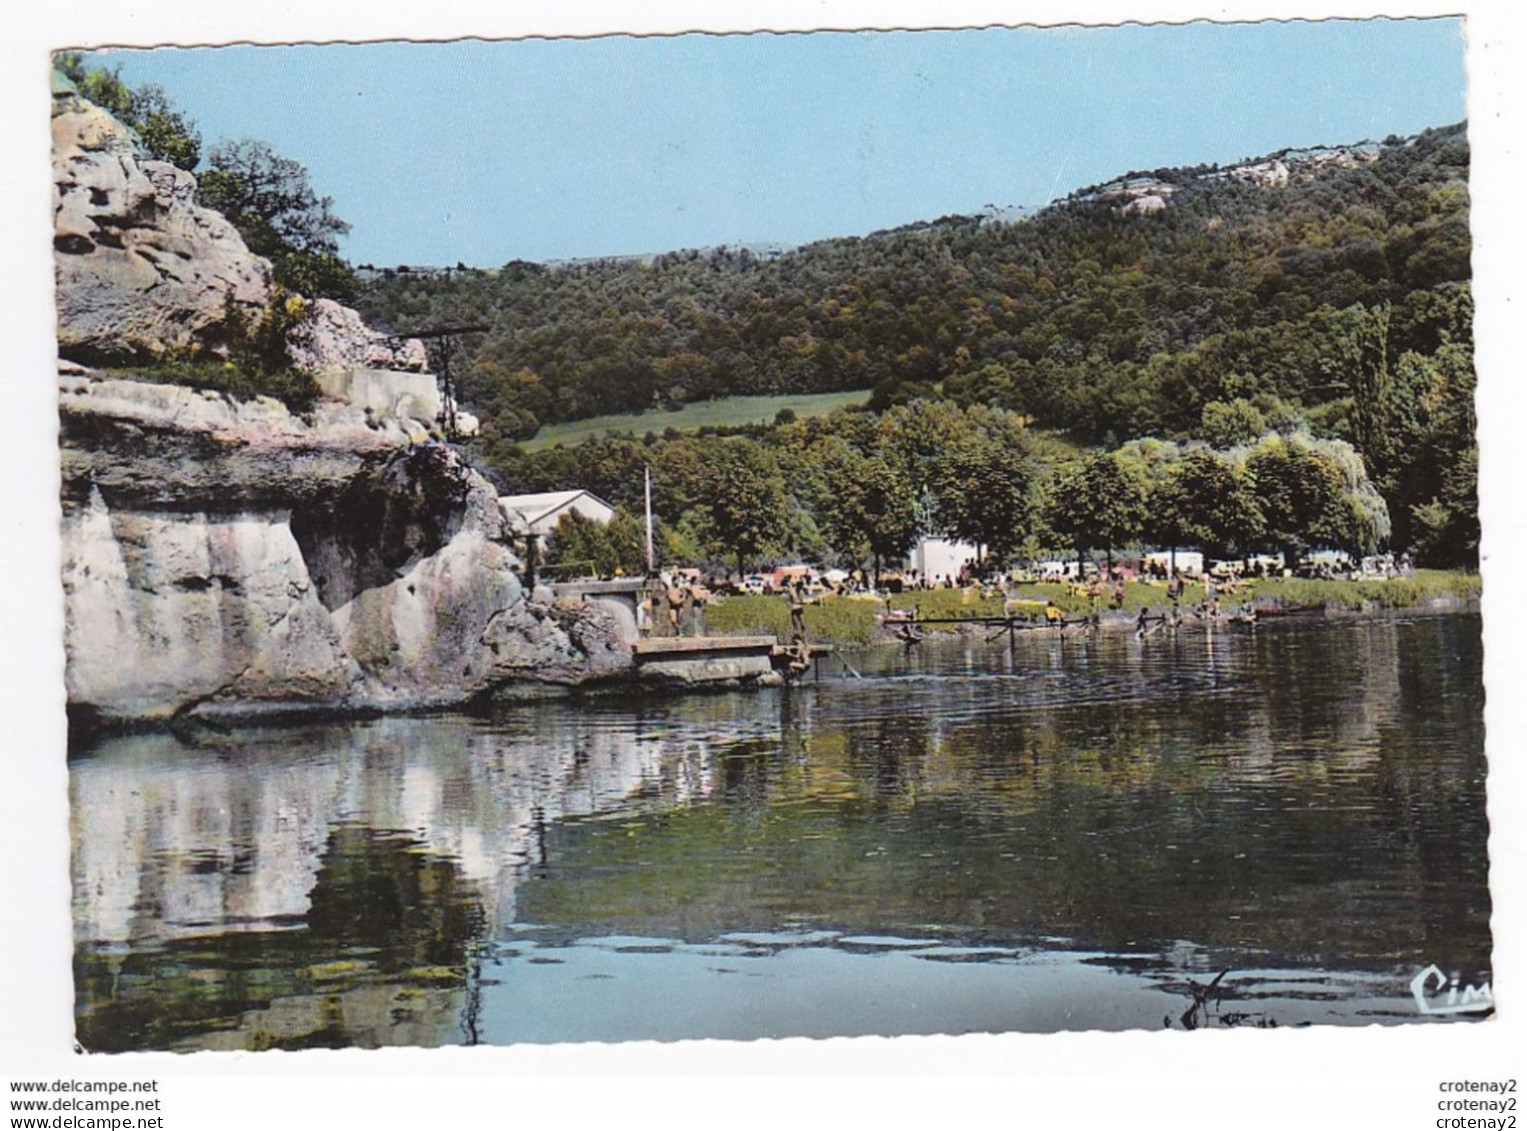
[1144,550,1204,576]
[497,489,616,537]
[909,537,980,582]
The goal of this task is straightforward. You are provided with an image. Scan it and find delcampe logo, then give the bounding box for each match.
[1411,964,1494,1016]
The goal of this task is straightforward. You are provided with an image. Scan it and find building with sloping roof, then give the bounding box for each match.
[498,489,616,536]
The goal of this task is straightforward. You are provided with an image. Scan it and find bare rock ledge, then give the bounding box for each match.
[60,375,634,727]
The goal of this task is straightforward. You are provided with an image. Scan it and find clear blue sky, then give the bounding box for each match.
[86,18,1466,267]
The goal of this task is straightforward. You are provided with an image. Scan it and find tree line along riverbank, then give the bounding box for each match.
[700,570,1480,645]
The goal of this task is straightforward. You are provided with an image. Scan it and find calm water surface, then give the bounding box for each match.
[70,614,1491,1050]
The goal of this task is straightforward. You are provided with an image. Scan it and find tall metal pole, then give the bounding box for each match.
[644,466,656,577]
[436,335,457,440]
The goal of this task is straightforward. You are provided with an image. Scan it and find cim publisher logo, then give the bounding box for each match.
[1411,964,1494,1016]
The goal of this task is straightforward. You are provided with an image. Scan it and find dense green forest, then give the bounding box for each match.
[358,125,1475,568]
[357,127,1468,444]
[56,57,1476,571]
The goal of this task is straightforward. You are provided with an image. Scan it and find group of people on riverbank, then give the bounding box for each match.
[634,548,1437,649]
[641,574,709,637]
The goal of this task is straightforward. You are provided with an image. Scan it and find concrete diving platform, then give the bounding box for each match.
[632,635,785,687]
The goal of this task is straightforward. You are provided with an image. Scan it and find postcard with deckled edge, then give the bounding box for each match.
[39,11,1498,1064]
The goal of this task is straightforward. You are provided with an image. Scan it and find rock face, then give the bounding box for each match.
[1123,194,1168,217]
[51,77,426,376]
[52,78,272,363]
[60,376,633,725]
[52,79,630,725]
[285,298,429,374]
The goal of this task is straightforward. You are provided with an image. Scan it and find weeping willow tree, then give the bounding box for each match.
[1238,431,1390,565]
[1306,433,1393,554]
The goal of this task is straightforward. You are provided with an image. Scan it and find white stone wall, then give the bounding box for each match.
[314,367,442,427]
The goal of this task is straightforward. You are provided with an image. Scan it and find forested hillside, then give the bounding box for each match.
[357,124,1475,567]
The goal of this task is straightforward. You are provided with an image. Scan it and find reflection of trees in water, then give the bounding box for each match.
[306,826,485,971]
[521,617,1487,967]
[845,715,934,803]
[711,739,779,811]
[1375,617,1489,968]
[916,618,1412,796]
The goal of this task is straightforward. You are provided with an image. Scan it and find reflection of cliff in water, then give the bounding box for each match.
[75,826,483,1051]
[70,615,1488,1050]
[71,712,710,1050]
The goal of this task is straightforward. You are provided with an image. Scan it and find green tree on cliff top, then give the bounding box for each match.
[54,54,357,302]
[55,53,202,171]
[199,139,359,301]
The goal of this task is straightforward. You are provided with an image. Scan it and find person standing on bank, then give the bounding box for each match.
[664,574,684,637]
[789,577,808,641]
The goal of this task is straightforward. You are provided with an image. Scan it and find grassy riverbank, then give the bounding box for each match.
[702,594,882,643]
[702,570,1480,645]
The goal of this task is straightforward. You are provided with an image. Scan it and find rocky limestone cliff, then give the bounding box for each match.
[60,376,632,725]
[285,298,429,374]
[53,79,633,726]
[52,75,272,364]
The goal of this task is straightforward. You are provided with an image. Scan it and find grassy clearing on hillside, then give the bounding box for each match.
[520,390,871,451]
[701,571,1479,645]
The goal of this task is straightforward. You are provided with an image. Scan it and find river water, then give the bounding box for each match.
[70,613,1491,1051]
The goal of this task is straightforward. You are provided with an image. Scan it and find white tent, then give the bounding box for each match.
[1143,550,1204,576]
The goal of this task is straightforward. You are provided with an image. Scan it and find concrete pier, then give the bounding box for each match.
[631,635,783,686]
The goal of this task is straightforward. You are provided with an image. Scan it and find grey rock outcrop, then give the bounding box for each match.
[52,80,272,363]
[480,597,634,686]
[1123,194,1168,217]
[60,376,633,725]
[285,298,429,374]
[52,78,631,725]
[52,77,426,376]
